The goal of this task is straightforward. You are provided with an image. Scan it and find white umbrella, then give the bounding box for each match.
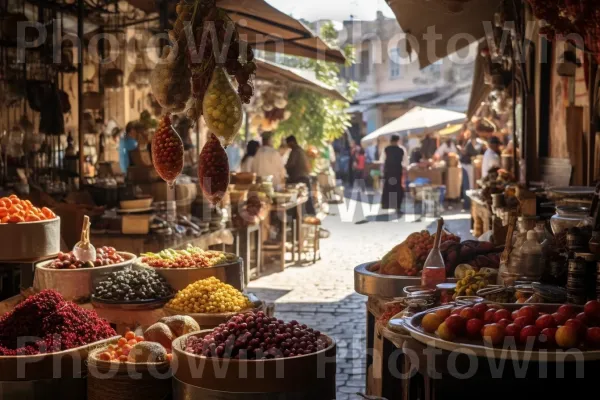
[360,106,466,147]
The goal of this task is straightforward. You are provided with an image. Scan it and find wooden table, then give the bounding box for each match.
[466,190,491,237]
[233,223,262,285]
[91,229,234,255]
[268,197,308,271]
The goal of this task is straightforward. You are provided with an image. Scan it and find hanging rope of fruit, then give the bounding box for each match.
[527,0,600,63]
[150,0,256,199]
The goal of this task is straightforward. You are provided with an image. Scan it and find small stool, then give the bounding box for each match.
[301,224,321,264]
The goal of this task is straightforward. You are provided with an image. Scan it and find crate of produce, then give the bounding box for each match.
[33,248,136,302]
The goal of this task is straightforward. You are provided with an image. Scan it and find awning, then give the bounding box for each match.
[386,0,502,68]
[467,44,491,119]
[125,0,346,64]
[358,89,437,105]
[254,59,348,102]
[360,106,466,146]
[437,123,463,136]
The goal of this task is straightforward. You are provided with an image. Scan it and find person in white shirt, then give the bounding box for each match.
[240,140,260,172]
[481,136,501,178]
[251,132,286,186]
[434,138,458,159]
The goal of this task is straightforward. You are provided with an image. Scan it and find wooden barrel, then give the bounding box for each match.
[87,346,171,400]
[140,258,245,291]
[172,331,336,399]
[0,217,60,261]
[33,252,136,302]
[0,336,116,400]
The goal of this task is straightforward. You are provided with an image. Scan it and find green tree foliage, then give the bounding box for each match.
[275,22,357,147]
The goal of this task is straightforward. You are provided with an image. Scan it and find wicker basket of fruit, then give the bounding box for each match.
[0,195,60,261]
[137,247,243,291]
[87,333,172,400]
[33,248,136,302]
[172,312,336,397]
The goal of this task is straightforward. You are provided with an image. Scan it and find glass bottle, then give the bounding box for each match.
[421,218,447,288]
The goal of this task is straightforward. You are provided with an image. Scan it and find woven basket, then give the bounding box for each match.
[87,345,172,400]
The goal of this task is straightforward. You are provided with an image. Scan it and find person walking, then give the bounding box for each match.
[381,135,406,214]
[482,136,501,178]
[285,135,316,215]
[240,140,260,172]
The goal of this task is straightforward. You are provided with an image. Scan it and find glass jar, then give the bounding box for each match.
[525,283,567,303]
[436,283,456,304]
[550,206,592,235]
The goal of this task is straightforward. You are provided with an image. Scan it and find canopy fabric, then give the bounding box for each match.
[255,59,348,102]
[360,106,466,146]
[437,123,463,136]
[125,0,345,63]
[386,0,502,68]
[467,44,491,119]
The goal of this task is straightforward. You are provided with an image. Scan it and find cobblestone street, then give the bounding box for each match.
[248,191,471,398]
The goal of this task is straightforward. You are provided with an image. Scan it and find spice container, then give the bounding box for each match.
[403,286,437,304]
[514,284,534,303]
[550,206,591,235]
[436,283,456,304]
[543,255,568,286]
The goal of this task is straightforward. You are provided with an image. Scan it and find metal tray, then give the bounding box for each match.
[396,303,600,361]
[354,262,420,298]
[354,262,457,298]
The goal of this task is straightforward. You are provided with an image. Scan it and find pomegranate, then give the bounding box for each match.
[198,133,230,204]
[151,114,184,186]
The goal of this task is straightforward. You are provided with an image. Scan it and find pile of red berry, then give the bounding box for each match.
[185,311,327,359]
[50,246,125,269]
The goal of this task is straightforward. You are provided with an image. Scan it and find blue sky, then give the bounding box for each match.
[266,0,395,22]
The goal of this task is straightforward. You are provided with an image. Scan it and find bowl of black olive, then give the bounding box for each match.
[91,268,175,309]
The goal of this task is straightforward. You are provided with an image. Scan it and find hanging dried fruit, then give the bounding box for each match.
[198,133,230,204]
[202,67,243,146]
[152,114,184,187]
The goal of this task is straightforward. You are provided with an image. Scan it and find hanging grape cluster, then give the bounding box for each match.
[527,0,600,62]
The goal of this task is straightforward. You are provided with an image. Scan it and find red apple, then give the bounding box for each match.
[505,323,522,340]
[513,316,528,328]
[584,300,600,319]
[451,306,464,316]
[552,312,569,326]
[576,312,590,325]
[517,306,539,325]
[445,315,467,335]
[586,327,600,348]
[511,310,520,321]
[460,307,477,320]
[557,304,576,318]
[466,318,485,339]
[484,309,497,324]
[473,303,489,319]
[482,323,506,346]
[540,327,558,347]
[497,318,511,328]
[494,309,512,323]
[565,318,587,339]
[520,325,541,346]
[556,325,578,348]
[535,314,557,330]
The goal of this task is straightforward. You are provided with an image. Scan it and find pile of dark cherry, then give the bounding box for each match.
[185,311,327,359]
[49,246,125,269]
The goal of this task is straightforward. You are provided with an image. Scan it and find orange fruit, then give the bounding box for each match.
[422,313,444,334]
[41,207,55,219]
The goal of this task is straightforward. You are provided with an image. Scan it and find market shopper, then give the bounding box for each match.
[482,136,502,178]
[420,133,437,159]
[241,140,260,172]
[434,138,458,160]
[381,135,406,214]
[285,135,316,215]
[251,132,286,186]
[225,141,243,172]
[119,121,140,174]
[460,131,484,189]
